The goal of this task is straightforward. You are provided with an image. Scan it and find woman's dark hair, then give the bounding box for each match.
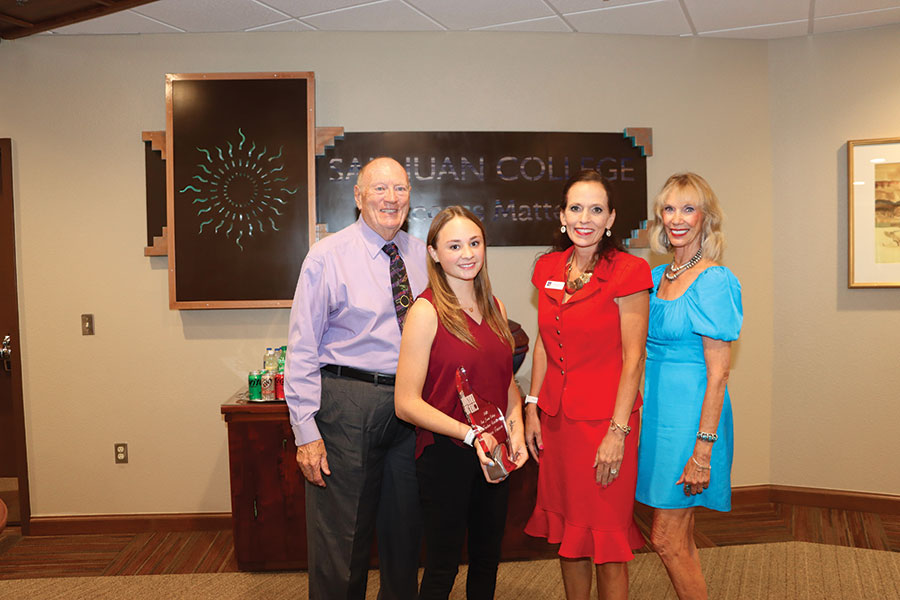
[551,169,625,262]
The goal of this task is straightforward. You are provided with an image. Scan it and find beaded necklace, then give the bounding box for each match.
[565,257,597,294]
[664,247,702,281]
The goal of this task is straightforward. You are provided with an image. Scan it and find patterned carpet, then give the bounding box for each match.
[0,542,897,599]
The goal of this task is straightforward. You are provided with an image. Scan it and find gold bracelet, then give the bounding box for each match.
[691,456,711,470]
[609,418,631,435]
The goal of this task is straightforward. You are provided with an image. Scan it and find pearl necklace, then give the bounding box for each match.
[664,247,702,281]
[565,258,596,294]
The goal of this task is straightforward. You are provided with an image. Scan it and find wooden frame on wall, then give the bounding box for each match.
[166,72,316,309]
[848,137,900,288]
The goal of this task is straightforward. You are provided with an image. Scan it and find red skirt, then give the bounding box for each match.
[524,409,645,564]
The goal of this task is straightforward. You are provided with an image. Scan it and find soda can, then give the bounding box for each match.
[248,370,262,401]
[261,371,275,401]
[274,372,285,401]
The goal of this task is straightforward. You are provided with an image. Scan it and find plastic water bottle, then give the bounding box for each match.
[264,347,277,372]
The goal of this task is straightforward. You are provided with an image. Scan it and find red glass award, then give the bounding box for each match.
[456,366,518,480]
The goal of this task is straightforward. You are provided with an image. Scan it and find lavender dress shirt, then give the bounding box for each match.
[285,217,427,446]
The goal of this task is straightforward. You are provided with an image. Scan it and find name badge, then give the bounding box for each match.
[545,280,564,290]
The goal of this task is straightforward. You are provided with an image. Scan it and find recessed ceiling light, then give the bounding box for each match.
[871,158,886,163]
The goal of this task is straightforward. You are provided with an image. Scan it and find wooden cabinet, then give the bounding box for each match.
[221,398,307,571]
[222,396,555,572]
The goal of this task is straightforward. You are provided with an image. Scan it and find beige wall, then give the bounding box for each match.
[768,27,900,494]
[1,30,776,516]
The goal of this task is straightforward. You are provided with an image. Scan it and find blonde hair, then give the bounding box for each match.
[426,206,514,349]
[649,172,725,261]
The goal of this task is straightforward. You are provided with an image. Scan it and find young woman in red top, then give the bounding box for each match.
[395,206,528,600]
[524,170,652,600]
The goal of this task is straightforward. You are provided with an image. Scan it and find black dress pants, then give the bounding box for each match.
[416,433,510,600]
[305,371,422,600]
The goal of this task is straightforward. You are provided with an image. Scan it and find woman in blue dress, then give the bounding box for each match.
[636,173,742,599]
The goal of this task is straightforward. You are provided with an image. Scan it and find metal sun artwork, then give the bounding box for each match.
[179,129,297,251]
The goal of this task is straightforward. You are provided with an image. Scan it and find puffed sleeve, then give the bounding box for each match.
[613,253,653,298]
[686,267,743,341]
[531,253,550,289]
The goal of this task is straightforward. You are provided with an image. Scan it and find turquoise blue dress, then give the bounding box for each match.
[636,265,742,512]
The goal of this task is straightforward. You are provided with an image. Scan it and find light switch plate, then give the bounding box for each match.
[81,314,94,335]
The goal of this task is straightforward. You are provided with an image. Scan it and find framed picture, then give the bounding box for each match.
[847,137,900,288]
[166,72,316,309]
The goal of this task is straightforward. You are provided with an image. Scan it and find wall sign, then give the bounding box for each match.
[316,131,650,247]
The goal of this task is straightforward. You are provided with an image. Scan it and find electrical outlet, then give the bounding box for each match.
[81,314,95,335]
[115,443,128,464]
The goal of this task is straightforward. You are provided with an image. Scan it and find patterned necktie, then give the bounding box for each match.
[382,242,412,332]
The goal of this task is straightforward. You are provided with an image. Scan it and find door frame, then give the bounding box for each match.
[1,138,30,534]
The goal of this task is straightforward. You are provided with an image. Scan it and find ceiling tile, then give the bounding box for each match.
[407,0,553,30]
[474,16,572,32]
[699,19,809,39]
[14,0,900,40]
[815,0,900,18]
[256,0,369,18]
[566,0,691,36]
[50,10,183,35]
[246,18,316,32]
[814,7,900,33]
[302,0,443,31]
[133,0,288,32]
[551,0,656,13]
[684,0,808,32]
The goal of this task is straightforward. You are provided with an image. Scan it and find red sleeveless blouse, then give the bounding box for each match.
[415,288,514,458]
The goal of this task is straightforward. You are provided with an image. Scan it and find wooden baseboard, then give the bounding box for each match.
[730,485,772,505]
[29,512,231,536]
[24,485,900,536]
[733,484,900,515]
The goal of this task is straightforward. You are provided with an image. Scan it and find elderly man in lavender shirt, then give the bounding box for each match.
[286,157,426,600]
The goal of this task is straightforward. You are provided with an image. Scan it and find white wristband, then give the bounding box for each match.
[463,428,476,446]
[524,395,539,405]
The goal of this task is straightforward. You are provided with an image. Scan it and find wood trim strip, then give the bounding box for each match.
[26,486,900,536]
[165,74,177,309]
[732,484,900,514]
[0,138,31,535]
[29,512,232,536]
[0,12,32,28]
[767,485,900,515]
[141,130,166,159]
[624,127,653,157]
[1,0,160,40]
[730,484,774,505]
[315,126,344,156]
[143,226,168,256]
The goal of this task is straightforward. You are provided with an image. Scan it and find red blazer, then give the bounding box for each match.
[533,248,652,420]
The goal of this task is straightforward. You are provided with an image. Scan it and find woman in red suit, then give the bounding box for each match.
[524,170,651,600]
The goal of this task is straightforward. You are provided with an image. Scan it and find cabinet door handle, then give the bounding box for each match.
[283,438,288,450]
[253,498,258,519]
